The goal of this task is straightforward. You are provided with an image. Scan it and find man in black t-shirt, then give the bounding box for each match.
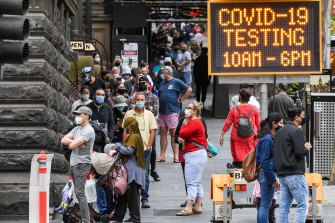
[82,67,106,99]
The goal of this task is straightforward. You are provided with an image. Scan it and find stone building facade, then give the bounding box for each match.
[0,0,78,220]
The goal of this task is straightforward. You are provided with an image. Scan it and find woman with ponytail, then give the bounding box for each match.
[255,112,283,223]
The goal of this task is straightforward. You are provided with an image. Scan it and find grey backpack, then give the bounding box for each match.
[236,106,254,138]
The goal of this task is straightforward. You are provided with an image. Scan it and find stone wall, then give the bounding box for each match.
[0,0,78,220]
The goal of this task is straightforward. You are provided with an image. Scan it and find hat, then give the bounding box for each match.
[278,83,288,91]
[164,57,172,63]
[114,95,127,107]
[138,76,149,83]
[82,67,93,74]
[163,66,173,74]
[189,32,194,37]
[73,106,93,116]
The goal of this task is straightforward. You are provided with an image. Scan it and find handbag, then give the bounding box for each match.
[107,162,128,195]
[192,140,218,157]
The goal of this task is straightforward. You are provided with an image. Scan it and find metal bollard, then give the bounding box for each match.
[223,184,228,223]
[312,183,316,223]
[38,150,48,223]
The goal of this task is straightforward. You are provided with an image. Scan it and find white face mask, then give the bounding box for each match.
[81,93,90,101]
[184,109,191,118]
[75,116,83,125]
[95,57,101,63]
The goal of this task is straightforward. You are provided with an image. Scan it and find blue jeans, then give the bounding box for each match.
[182,71,191,85]
[279,175,309,223]
[96,186,107,214]
[257,171,275,223]
[141,150,151,203]
[184,149,207,201]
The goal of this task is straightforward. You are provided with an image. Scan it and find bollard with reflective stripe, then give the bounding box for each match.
[312,183,316,223]
[38,150,47,223]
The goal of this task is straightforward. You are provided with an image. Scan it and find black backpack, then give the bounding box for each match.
[236,105,254,138]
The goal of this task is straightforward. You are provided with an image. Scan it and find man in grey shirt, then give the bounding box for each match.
[61,106,95,223]
[268,83,294,123]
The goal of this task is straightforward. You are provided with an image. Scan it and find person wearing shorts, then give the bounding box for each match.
[156,66,192,163]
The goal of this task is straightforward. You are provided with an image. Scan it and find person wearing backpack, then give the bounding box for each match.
[219,88,261,168]
[255,112,283,223]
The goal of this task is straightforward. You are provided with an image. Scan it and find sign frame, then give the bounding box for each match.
[207,0,322,76]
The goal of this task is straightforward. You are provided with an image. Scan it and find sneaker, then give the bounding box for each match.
[141,201,151,208]
[150,170,160,182]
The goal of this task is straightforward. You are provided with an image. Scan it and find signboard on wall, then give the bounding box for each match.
[70,41,96,51]
[208,0,322,76]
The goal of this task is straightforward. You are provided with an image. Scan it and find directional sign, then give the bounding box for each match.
[208,0,322,75]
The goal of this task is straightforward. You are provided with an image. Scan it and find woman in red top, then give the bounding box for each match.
[176,101,208,216]
[219,88,261,167]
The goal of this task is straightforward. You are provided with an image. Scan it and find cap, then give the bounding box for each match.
[163,66,173,74]
[73,106,93,116]
[164,57,172,63]
[278,83,288,90]
[189,32,194,37]
[114,95,128,107]
[82,67,93,74]
[138,76,149,83]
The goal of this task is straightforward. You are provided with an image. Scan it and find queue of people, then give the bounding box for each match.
[62,44,311,222]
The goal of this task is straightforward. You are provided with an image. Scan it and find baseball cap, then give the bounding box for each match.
[164,57,172,63]
[114,95,128,107]
[163,66,173,74]
[73,106,93,116]
[82,67,92,74]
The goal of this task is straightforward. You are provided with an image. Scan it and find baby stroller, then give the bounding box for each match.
[60,151,122,223]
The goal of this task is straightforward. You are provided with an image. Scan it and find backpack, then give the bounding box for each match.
[236,105,254,138]
[242,149,258,183]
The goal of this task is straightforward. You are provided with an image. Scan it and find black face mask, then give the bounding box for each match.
[139,84,148,92]
[181,49,186,52]
[117,88,126,95]
[164,62,172,66]
[114,62,120,66]
[275,126,282,132]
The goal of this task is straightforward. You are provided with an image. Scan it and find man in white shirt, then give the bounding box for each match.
[176,43,192,86]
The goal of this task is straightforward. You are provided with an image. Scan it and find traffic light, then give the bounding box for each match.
[0,0,30,80]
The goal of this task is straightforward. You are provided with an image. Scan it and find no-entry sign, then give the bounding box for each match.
[208,0,322,75]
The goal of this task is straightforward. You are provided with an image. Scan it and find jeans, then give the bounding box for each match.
[184,149,207,201]
[257,171,275,223]
[182,71,192,85]
[71,163,90,223]
[255,198,276,223]
[279,174,309,223]
[141,150,151,203]
[96,186,107,214]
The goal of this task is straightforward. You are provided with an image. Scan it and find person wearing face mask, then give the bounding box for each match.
[82,67,106,100]
[61,106,95,223]
[93,52,101,65]
[113,95,128,118]
[71,86,92,114]
[123,93,158,209]
[152,56,165,79]
[273,106,312,223]
[254,112,283,223]
[176,101,208,216]
[176,43,192,86]
[112,82,129,107]
[87,89,115,141]
[155,57,179,89]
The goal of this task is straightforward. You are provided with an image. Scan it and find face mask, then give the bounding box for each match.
[139,84,148,92]
[135,101,145,108]
[75,116,83,125]
[84,76,90,83]
[164,62,171,66]
[95,96,105,105]
[113,73,120,79]
[161,74,165,80]
[95,58,100,63]
[159,60,164,65]
[184,109,191,118]
[81,93,90,101]
[123,74,131,80]
[114,61,121,66]
[300,117,307,126]
[275,126,282,132]
[181,49,186,53]
[117,89,125,95]
[116,106,126,112]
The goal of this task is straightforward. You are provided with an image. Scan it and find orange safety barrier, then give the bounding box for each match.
[211,174,232,202]
[304,173,323,202]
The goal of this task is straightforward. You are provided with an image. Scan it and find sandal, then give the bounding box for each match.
[192,207,202,214]
[176,208,193,216]
[156,158,165,162]
[173,159,179,163]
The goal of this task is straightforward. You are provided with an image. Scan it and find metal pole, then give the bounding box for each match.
[260,83,268,120]
[85,0,92,37]
[78,0,83,33]
[312,183,317,223]
[272,74,277,113]
[0,64,3,80]
[223,184,228,223]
